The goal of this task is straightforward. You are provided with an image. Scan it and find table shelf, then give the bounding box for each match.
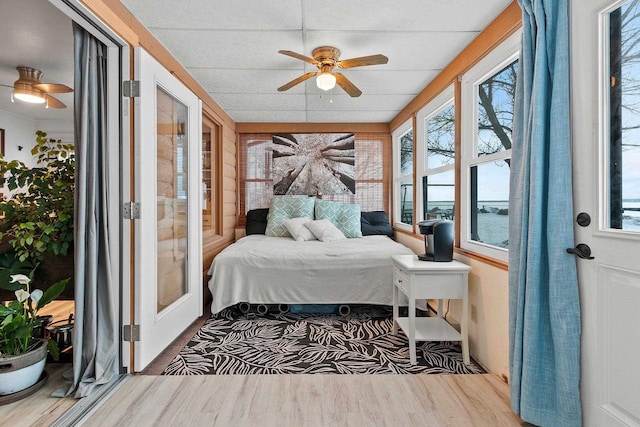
[394,317,461,342]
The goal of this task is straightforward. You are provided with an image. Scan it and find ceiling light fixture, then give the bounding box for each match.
[316,72,336,91]
[12,67,47,104]
[12,87,46,104]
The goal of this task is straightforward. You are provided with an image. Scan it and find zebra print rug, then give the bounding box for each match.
[163,305,483,375]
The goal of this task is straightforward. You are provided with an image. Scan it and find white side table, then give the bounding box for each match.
[391,254,472,365]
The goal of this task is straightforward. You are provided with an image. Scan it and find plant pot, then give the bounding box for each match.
[0,338,48,395]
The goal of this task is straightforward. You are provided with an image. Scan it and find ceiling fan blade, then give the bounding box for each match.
[45,95,67,109]
[278,50,319,65]
[33,83,73,94]
[338,54,389,69]
[0,83,13,89]
[278,71,317,92]
[334,73,362,97]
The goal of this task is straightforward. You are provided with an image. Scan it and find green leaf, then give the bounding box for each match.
[47,339,60,361]
[36,278,70,310]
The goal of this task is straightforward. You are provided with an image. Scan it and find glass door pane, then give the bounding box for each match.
[156,87,188,313]
[609,1,640,231]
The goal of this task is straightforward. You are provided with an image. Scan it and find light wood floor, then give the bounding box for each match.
[81,374,522,427]
[0,302,523,426]
[0,363,76,427]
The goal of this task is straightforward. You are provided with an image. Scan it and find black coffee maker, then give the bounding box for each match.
[417,220,454,262]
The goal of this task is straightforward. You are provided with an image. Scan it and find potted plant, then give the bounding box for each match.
[0,273,68,395]
[0,130,74,301]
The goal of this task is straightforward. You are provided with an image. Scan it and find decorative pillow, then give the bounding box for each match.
[284,217,317,241]
[314,199,362,238]
[246,208,269,235]
[304,219,347,242]
[361,211,394,237]
[265,196,315,237]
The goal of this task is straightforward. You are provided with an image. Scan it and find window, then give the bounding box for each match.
[392,120,414,229]
[202,118,219,232]
[608,0,640,232]
[416,86,455,224]
[461,32,520,261]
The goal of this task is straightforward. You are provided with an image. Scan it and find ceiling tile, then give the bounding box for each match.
[307,110,396,123]
[303,0,512,32]
[189,69,307,94]
[302,70,439,95]
[121,0,302,30]
[213,93,306,111]
[229,110,307,123]
[306,94,416,112]
[151,29,305,69]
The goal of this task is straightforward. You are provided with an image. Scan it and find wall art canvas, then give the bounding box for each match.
[272,133,355,195]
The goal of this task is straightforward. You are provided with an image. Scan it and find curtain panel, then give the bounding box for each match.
[509,0,582,426]
[70,22,119,398]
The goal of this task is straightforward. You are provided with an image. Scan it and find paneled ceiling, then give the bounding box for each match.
[0,0,513,126]
[120,0,513,123]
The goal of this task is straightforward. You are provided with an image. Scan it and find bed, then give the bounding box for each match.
[207,204,415,314]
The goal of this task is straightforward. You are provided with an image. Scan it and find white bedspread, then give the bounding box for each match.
[208,235,415,314]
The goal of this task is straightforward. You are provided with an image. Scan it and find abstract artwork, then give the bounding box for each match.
[272,133,355,195]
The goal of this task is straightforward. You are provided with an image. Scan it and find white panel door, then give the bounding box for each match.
[133,47,202,371]
[571,0,640,425]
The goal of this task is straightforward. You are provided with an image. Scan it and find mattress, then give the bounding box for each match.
[208,235,415,314]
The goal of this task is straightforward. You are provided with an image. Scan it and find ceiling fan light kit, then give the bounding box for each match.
[3,66,73,109]
[12,88,46,104]
[277,46,388,97]
[316,72,336,91]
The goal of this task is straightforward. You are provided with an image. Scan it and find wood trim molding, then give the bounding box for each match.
[454,248,509,271]
[236,122,390,134]
[390,1,522,131]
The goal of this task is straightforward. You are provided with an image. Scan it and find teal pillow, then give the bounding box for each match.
[265,196,316,237]
[314,199,363,238]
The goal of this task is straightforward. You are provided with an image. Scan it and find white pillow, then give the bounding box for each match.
[304,219,347,242]
[283,217,317,242]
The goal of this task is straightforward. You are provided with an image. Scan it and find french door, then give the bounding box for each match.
[133,48,202,371]
[571,0,640,425]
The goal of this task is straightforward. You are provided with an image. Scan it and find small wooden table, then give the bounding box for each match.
[391,255,472,365]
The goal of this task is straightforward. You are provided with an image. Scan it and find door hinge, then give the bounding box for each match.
[122,80,140,98]
[123,324,140,342]
[123,201,140,220]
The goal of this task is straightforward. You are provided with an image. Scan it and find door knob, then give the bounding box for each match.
[566,243,594,260]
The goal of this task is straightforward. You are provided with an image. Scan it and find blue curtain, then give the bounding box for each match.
[509,0,581,426]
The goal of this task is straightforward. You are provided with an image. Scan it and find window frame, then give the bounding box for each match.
[392,119,414,231]
[201,114,223,239]
[416,85,456,224]
[460,31,521,262]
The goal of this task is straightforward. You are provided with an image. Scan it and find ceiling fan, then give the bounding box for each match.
[277,46,388,97]
[0,66,73,109]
